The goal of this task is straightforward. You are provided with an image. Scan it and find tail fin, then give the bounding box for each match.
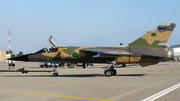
[129,22,176,46]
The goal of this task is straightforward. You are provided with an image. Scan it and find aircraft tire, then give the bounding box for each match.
[53,73,56,77]
[53,73,58,77]
[121,64,126,67]
[104,70,112,77]
[111,69,117,76]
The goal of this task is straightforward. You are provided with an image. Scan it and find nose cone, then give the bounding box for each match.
[9,54,29,61]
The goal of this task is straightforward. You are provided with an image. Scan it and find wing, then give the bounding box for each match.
[169,44,180,49]
[80,48,132,56]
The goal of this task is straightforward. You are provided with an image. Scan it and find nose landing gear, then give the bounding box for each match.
[52,66,58,77]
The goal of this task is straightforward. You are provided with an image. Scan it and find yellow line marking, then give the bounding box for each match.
[0,92,115,101]
[149,70,173,72]
[150,70,161,72]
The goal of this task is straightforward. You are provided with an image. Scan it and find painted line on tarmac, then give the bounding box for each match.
[149,70,173,72]
[0,92,115,101]
[141,83,180,101]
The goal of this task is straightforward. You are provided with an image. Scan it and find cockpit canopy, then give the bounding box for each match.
[47,36,59,48]
[35,48,48,54]
[35,47,59,54]
[34,36,60,54]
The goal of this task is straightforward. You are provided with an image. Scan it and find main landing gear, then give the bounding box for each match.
[104,64,117,77]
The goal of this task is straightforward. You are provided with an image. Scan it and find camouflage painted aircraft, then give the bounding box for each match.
[10,22,176,77]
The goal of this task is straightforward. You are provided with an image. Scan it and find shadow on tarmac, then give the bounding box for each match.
[59,74,146,77]
[0,74,146,77]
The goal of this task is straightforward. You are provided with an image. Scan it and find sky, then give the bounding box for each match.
[0,0,180,54]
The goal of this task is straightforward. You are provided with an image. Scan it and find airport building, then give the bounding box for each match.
[0,50,11,62]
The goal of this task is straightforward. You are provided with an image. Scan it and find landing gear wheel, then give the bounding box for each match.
[53,73,58,77]
[104,70,112,77]
[121,64,126,67]
[111,69,117,76]
[82,63,86,69]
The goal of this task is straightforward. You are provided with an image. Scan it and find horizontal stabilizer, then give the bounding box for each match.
[169,44,180,49]
[139,62,159,67]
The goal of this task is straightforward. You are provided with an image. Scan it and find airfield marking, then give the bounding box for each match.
[149,70,173,72]
[0,92,115,101]
[141,83,180,101]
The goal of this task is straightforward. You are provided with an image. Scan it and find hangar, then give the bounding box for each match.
[0,49,11,62]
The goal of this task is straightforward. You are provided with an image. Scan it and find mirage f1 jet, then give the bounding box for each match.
[10,22,176,77]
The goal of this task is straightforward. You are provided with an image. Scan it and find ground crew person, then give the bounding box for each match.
[8,60,11,69]
[11,60,16,69]
[177,57,179,62]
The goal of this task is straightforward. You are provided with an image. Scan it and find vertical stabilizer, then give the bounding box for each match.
[129,22,176,46]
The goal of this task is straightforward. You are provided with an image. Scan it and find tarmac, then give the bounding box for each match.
[0,61,180,101]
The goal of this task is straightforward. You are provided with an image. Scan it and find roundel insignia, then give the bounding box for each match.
[72,52,78,58]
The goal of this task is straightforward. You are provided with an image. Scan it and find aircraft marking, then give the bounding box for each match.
[61,48,68,50]
[149,70,173,72]
[141,83,180,101]
[0,92,115,101]
[72,52,78,58]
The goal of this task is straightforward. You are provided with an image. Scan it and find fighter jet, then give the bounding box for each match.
[10,22,176,77]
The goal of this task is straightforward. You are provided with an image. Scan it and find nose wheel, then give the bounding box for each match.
[52,66,58,77]
[53,72,58,76]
